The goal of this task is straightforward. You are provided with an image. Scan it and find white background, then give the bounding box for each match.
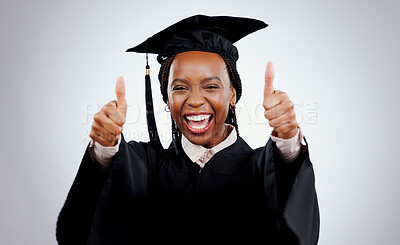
[1,0,400,244]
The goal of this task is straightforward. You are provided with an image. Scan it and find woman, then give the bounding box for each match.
[56,15,319,244]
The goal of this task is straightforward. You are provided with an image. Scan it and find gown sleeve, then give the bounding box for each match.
[56,134,151,245]
[257,138,320,245]
[56,145,109,245]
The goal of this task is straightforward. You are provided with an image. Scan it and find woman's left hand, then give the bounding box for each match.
[263,62,298,139]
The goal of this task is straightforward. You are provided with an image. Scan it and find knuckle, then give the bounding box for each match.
[102,120,112,128]
[94,112,106,123]
[103,107,111,115]
[110,101,118,110]
[107,100,117,107]
[101,103,109,111]
[288,121,297,129]
[288,102,294,110]
[264,110,270,119]
[93,113,100,122]
[103,101,115,111]
[262,103,268,110]
[290,110,296,118]
[117,115,125,126]
[269,120,276,128]
[91,123,98,131]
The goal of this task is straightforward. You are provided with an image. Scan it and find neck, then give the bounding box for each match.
[202,126,228,148]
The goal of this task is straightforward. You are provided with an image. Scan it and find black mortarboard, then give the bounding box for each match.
[126,15,268,148]
[127,15,268,63]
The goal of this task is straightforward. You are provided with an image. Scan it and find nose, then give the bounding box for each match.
[186,91,206,108]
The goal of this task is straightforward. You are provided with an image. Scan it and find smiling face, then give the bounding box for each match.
[167,51,236,148]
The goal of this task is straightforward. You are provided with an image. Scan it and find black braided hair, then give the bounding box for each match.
[158,55,181,141]
[158,55,176,104]
[219,54,241,135]
[158,53,241,140]
[219,54,242,102]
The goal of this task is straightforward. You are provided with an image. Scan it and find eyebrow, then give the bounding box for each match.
[171,76,222,85]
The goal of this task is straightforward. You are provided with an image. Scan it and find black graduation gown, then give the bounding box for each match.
[56,135,319,244]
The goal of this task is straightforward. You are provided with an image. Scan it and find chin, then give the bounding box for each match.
[182,131,212,146]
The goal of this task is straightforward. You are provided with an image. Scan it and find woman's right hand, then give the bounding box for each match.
[90,77,127,147]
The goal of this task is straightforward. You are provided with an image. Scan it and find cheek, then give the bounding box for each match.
[169,94,183,121]
[211,91,230,118]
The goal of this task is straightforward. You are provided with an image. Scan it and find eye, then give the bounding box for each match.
[205,84,220,89]
[172,85,188,91]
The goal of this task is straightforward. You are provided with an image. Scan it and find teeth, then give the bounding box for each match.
[191,124,207,129]
[185,114,212,130]
[185,114,211,122]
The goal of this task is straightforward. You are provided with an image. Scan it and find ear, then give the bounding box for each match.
[230,86,237,106]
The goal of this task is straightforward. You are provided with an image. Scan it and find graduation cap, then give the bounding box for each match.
[126,14,268,148]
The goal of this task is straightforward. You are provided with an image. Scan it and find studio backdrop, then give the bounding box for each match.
[1,0,399,244]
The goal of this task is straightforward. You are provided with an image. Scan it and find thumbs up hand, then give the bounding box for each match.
[90,77,127,147]
[263,62,298,139]
[115,76,127,116]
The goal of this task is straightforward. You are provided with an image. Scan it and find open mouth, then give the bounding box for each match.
[183,114,213,134]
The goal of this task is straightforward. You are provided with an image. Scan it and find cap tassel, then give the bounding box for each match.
[144,47,163,150]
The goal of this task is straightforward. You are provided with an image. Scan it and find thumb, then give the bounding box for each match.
[264,61,275,97]
[115,76,127,113]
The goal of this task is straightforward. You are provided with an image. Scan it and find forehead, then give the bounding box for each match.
[169,51,227,78]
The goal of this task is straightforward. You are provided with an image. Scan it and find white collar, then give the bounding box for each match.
[181,124,237,168]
